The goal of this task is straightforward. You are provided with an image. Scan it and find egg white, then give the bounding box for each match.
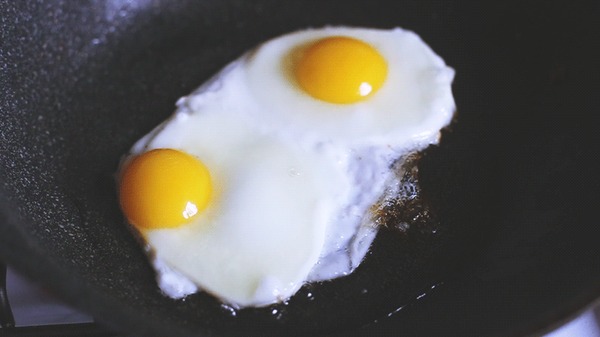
[123,26,456,307]
[243,26,455,147]
[129,65,349,307]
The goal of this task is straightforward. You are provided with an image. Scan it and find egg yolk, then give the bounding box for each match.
[294,36,387,104]
[119,148,212,230]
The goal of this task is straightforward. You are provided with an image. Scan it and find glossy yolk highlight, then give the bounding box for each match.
[119,148,212,230]
[294,36,387,104]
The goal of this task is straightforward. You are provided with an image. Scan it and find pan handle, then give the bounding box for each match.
[0,261,16,328]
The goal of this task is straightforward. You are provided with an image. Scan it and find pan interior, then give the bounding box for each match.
[1,1,599,336]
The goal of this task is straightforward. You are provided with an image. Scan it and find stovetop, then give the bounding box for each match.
[1,264,599,336]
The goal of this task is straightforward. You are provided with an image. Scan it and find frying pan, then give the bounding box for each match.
[1,1,599,336]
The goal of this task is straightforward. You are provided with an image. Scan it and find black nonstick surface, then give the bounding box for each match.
[1,1,600,336]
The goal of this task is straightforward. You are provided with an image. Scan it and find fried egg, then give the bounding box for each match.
[118,26,455,308]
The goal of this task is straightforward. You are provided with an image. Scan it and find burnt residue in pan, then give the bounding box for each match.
[371,151,441,235]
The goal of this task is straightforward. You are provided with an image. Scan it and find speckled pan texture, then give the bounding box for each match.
[1,1,600,337]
